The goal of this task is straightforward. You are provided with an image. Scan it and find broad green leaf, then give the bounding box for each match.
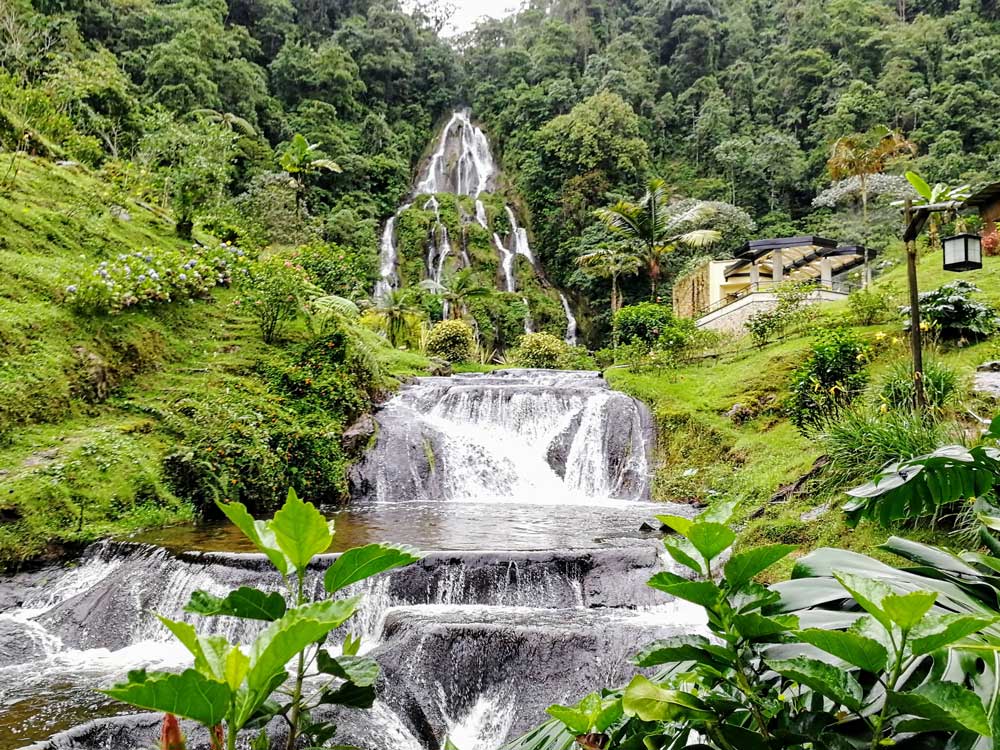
[621,675,713,722]
[633,635,733,667]
[732,612,797,639]
[321,681,375,708]
[905,171,933,200]
[889,682,992,736]
[833,571,893,632]
[698,499,737,525]
[686,522,735,563]
[316,651,380,687]
[236,597,361,726]
[909,614,997,656]
[796,629,887,673]
[647,574,721,608]
[342,632,362,656]
[217,500,289,576]
[546,705,590,734]
[724,544,797,589]
[103,669,231,726]
[270,488,332,572]
[158,616,229,681]
[594,699,623,732]
[186,587,287,621]
[224,647,250,691]
[883,590,937,631]
[324,542,423,594]
[662,537,703,575]
[766,657,863,711]
[655,514,692,536]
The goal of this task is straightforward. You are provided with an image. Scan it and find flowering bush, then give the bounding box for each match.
[65,243,249,314]
[787,327,870,432]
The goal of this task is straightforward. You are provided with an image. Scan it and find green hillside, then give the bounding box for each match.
[0,157,428,563]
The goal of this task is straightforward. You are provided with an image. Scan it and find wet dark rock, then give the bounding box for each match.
[545,411,582,478]
[977,361,1000,372]
[428,358,452,376]
[341,413,376,454]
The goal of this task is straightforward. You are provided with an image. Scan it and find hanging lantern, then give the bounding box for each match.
[942,232,983,272]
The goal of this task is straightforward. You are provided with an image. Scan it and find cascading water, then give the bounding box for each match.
[1,369,704,750]
[373,109,578,341]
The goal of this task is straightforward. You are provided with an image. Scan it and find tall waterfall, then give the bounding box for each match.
[373,109,577,342]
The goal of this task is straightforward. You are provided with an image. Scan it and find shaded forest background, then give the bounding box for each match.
[3,0,1000,324]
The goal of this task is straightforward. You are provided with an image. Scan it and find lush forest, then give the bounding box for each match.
[5,0,1000,330]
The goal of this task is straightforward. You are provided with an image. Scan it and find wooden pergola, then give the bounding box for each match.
[724,236,875,289]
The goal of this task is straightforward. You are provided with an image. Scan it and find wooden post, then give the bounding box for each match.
[904,200,926,411]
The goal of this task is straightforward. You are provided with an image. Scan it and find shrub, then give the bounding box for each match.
[904,280,999,340]
[509,332,569,368]
[614,302,694,351]
[426,319,474,362]
[877,358,960,412]
[744,281,816,345]
[236,256,311,343]
[297,241,375,298]
[847,285,894,325]
[983,229,999,256]
[787,327,869,431]
[65,243,249,314]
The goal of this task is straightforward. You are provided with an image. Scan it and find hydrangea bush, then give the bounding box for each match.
[65,243,249,313]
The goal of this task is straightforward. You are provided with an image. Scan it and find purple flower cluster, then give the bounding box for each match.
[66,243,251,314]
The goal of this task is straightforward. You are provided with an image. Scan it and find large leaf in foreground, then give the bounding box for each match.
[324,543,423,594]
[270,487,332,572]
[796,628,887,673]
[217,500,289,576]
[890,682,992,736]
[767,657,863,711]
[186,587,287,621]
[622,675,713,722]
[234,597,361,726]
[104,669,231,726]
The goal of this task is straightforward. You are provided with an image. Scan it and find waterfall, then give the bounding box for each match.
[559,293,578,346]
[521,297,534,334]
[373,108,576,325]
[7,368,707,750]
[354,370,652,505]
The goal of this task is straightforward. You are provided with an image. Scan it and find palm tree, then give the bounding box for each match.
[278,133,342,212]
[827,125,916,284]
[419,269,492,320]
[594,179,720,296]
[577,243,641,316]
[373,288,420,348]
[189,109,256,136]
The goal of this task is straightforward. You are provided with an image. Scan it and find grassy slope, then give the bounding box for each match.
[608,240,1000,579]
[0,156,428,564]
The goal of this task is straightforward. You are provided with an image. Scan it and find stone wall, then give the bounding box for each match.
[672,261,711,318]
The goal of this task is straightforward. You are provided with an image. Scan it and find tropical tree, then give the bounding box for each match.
[594,179,720,296]
[826,126,916,283]
[419,268,492,320]
[576,242,641,316]
[190,108,257,136]
[372,288,421,347]
[278,133,341,211]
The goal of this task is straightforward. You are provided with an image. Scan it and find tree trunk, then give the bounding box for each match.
[860,175,870,288]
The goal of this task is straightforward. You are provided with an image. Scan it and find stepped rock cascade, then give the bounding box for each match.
[373,109,578,340]
[2,369,704,750]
